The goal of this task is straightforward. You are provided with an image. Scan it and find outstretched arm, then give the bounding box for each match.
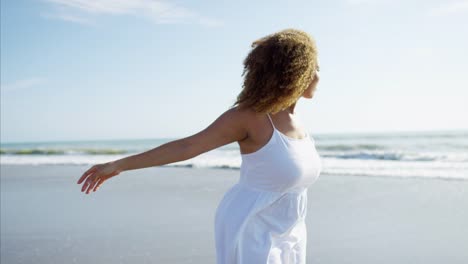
[116,106,248,171]
[77,107,248,194]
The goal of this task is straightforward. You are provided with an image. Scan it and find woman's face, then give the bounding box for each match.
[302,66,320,99]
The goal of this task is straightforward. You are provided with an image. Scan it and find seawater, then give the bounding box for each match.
[1,130,467,180]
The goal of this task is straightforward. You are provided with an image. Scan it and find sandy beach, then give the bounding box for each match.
[1,164,467,263]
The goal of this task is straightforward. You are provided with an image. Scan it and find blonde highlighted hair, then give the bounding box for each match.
[231,29,318,114]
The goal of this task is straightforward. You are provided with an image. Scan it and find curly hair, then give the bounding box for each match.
[231,29,318,114]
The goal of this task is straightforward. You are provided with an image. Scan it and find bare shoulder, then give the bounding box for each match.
[216,105,253,132]
[227,106,264,133]
[182,105,252,157]
[227,105,258,122]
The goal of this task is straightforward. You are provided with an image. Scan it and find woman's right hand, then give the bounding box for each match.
[77,161,122,194]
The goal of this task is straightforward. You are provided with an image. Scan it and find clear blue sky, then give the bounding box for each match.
[1,0,467,143]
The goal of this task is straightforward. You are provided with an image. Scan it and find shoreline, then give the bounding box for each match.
[1,164,466,181]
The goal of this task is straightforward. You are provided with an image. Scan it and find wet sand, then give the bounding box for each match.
[1,165,467,263]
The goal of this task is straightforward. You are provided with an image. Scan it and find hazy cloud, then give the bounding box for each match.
[42,0,223,27]
[41,12,94,25]
[0,78,46,93]
[428,0,468,16]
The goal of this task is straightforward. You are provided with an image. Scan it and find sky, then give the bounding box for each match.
[1,0,467,143]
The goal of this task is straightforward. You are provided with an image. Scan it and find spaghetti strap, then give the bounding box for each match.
[267,113,310,140]
[266,113,276,130]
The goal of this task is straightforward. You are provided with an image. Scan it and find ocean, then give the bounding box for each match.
[1,130,467,180]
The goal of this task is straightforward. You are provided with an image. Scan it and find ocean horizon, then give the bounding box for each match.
[1,129,467,181]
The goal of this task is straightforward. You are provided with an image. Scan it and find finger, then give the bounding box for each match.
[86,175,103,194]
[94,171,116,192]
[82,176,96,193]
[92,178,103,192]
[90,178,101,192]
[82,179,91,192]
[85,178,95,194]
[77,166,98,184]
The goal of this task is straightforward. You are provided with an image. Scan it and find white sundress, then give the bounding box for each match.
[214,113,322,264]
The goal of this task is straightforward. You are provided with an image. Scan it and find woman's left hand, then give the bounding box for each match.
[77,161,122,194]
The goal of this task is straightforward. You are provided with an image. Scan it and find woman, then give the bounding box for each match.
[77,28,321,264]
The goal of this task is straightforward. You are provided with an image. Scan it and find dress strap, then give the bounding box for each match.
[266,114,276,130]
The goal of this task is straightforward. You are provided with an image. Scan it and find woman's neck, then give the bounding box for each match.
[284,102,297,115]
